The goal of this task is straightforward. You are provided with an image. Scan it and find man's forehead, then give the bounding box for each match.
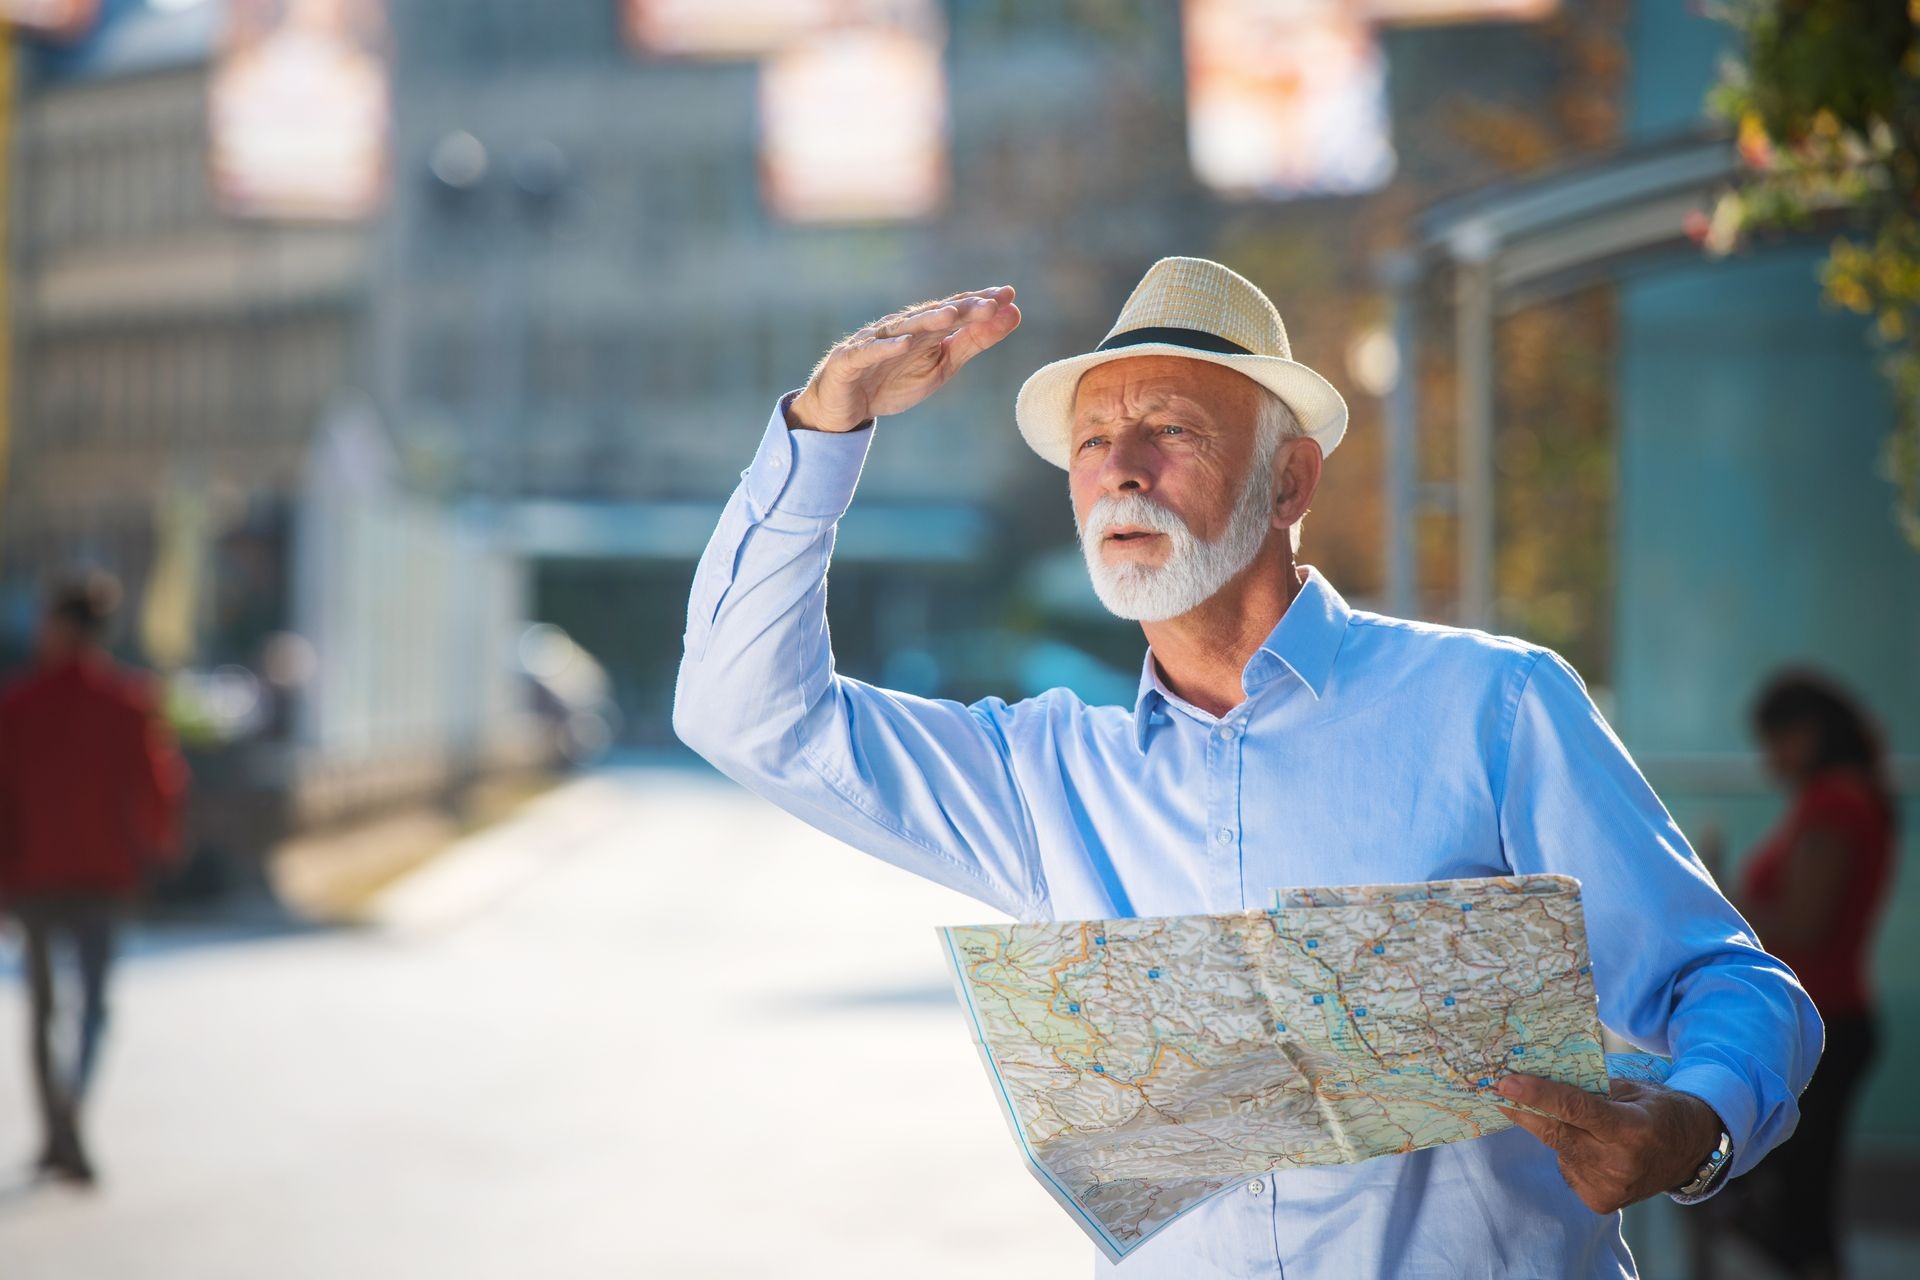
[1076,389,1197,425]
[1071,358,1251,424]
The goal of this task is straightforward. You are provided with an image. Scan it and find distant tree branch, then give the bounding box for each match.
[1701,0,1920,546]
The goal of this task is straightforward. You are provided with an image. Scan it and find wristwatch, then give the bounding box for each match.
[1673,1128,1733,1199]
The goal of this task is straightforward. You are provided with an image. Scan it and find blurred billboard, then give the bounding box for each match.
[623,0,934,60]
[209,0,389,221]
[758,20,947,223]
[622,0,840,59]
[1362,0,1556,22]
[1183,0,1396,199]
[0,0,97,40]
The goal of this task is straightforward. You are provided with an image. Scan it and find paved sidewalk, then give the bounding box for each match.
[0,767,1086,1279]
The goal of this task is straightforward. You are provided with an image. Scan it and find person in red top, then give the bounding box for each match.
[0,571,189,1185]
[1723,668,1899,1280]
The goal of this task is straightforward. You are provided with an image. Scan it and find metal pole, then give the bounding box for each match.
[1451,223,1496,630]
[1379,250,1419,619]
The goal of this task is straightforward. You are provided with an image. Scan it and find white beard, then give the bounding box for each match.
[1075,451,1278,623]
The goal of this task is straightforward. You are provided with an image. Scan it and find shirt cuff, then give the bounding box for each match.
[740,389,875,521]
[1663,1060,1754,1201]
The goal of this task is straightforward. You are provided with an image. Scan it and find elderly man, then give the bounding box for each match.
[673,258,1820,1278]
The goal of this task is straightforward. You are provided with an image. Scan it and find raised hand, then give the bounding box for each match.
[788,286,1021,433]
[1495,1073,1725,1213]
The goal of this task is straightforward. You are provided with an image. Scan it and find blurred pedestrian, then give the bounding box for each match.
[1723,668,1900,1280]
[0,571,189,1185]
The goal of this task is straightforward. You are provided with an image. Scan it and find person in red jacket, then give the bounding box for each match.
[0,571,188,1184]
[1723,668,1900,1280]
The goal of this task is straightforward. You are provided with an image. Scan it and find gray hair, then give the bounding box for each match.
[1253,388,1306,555]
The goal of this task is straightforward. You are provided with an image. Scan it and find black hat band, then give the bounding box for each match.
[1094,327,1255,357]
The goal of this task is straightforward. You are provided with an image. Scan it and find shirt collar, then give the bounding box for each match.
[1130,564,1353,750]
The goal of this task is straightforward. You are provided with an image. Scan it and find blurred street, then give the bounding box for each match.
[0,765,1085,1279]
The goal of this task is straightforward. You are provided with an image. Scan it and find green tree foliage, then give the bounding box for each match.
[1704,1,1920,544]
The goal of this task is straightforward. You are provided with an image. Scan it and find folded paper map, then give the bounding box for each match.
[939,874,1665,1262]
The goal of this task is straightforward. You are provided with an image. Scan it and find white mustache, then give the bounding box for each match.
[1081,493,1192,541]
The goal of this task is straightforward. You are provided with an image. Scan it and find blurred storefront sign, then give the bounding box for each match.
[623,0,932,60]
[629,0,948,223]
[759,21,947,223]
[1361,0,1556,22]
[622,0,839,59]
[1183,0,1396,199]
[209,0,389,221]
[0,0,98,41]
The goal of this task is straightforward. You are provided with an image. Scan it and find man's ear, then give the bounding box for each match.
[1271,438,1323,530]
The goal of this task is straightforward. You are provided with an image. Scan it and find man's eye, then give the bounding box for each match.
[1079,436,1105,450]
[1160,424,1185,435]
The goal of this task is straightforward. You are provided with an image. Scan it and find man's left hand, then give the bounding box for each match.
[1495,1074,1723,1214]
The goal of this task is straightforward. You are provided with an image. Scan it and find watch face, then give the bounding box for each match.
[1675,1133,1732,1198]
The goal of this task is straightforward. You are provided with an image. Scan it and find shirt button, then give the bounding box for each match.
[771,452,785,469]
[1216,828,1234,845]
[1215,726,1237,742]
[1247,1179,1265,1195]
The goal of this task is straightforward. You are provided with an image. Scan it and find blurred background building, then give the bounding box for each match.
[375,0,1212,738]
[1,1,1915,1274]
[4,0,535,875]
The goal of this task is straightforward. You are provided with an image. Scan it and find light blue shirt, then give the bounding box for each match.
[674,394,1822,1279]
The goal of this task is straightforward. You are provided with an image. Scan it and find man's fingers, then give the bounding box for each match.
[908,293,1007,336]
[1606,1078,1653,1106]
[958,284,1016,306]
[853,296,1010,364]
[922,285,1015,312]
[840,334,916,367]
[857,287,1015,343]
[1498,1105,1609,1169]
[871,303,961,341]
[1498,1106,1628,1213]
[870,296,967,338]
[1496,1104,1573,1152]
[1497,1074,1622,1140]
[941,300,1021,369]
[823,287,1018,402]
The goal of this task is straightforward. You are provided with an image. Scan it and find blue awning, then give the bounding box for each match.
[502,498,991,565]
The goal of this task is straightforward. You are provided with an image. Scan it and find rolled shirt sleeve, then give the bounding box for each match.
[674,392,1046,920]
[1496,648,1822,1188]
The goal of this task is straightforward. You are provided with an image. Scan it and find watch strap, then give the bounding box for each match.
[1673,1129,1733,1200]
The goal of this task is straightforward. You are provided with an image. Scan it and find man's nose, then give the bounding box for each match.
[1101,435,1154,495]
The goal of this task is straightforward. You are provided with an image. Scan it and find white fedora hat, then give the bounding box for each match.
[1014,256,1348,469]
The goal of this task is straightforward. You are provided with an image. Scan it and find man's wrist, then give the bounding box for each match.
[1669,1096,1733,1199]
[785,389,872,435]
[747,393,874,521]
[1671,1130,1733,1200]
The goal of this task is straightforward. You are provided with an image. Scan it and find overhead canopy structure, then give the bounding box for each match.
[506,498,989,566]
[1381,129,1751,624]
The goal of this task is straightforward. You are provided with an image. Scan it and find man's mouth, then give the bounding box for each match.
[1103,527,1165,544]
